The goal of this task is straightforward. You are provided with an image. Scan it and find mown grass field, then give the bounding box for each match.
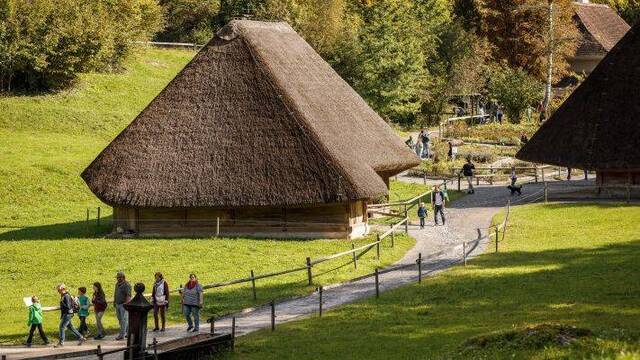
[231,203,640,359]
[0,47,420,344]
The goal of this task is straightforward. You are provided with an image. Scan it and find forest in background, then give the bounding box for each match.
[1,0,638,125]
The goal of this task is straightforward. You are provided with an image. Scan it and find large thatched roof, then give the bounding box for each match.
[82,20,420,208]
[573,2,630,57]
[516,22,640,170]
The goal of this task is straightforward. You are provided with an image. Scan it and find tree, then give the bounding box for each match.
[592,0,640,25]
[155,0,220,44]
[0,0,163,92]
[487,64,543,123]
[477,0,578,82]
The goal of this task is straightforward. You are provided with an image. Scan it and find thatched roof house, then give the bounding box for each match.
[82,20,420,238]
[569,1,629,75]
[517,21,640,186]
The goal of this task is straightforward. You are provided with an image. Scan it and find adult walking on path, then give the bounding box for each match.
[181,274,203,333]
[25,296,48,347]
[113,272,131,341]
[431,185,446,226]
[91,282,107,340]
[152,272,170,332]
[461,158,476,194]
[55,284,86,347]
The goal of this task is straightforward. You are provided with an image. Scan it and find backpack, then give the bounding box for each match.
[71,296,80,313]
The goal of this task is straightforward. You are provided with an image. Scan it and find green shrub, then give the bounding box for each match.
[487,64,544,123]
[0,0,163,92]
[155,0,220,44]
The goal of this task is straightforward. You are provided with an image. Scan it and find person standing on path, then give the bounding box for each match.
[496,106,504,124]
[26,296,49,347]
[55,284,86,347]
[461,158,476,194]
[417,202,427,229]
[181,274,203,333]
[431,185,446,226]
[76,287,90,337]
[510,166,518,187]
[113,272,132,341]
[91,282,107,340]
[152,272,170,332]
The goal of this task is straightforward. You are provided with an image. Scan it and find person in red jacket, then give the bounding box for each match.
[152,272,170,332]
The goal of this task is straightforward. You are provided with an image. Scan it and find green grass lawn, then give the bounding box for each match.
[231,203,640,359]
[0,48,424,344]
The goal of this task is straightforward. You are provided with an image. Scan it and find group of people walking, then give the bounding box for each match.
[405,129,432,159]
[25,271,204,347]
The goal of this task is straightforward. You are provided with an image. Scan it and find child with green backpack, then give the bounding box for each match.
[26,296,49,347]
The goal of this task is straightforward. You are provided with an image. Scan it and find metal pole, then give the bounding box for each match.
[271,300,275,331]
[250,270,257,300]
[374,268,379,298]
[306,257,313,285]
[417,253,422,282]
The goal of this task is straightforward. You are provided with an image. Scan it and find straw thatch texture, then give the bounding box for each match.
[574,3,630,57]
[517,22,640,170]
[82,20,419,208]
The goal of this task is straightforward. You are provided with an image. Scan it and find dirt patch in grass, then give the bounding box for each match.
[461,324,593,352]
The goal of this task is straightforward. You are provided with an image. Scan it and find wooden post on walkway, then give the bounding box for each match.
[97,346,102,360]
[495,225,499,253]
[231,317,236,349]
[351,243,357,270]
[318,286,323,317]
[250,270,257,300]
[216,217,220,237]
[270,301,275,331]
[544,182,548,203]
[458,173,461,191]
[404,213,409,233]
[152,338,158,360]
[542,167,545,182]
[463,242,467,266]
[417,253,422,282]
[374,268,379,298]
[376,234,381,259]
[306,257,313,285]
[534,165,538,183]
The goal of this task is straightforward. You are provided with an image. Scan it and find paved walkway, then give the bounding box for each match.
[1,185,533,360]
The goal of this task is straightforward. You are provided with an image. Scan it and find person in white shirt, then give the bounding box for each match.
[431,185,446,226]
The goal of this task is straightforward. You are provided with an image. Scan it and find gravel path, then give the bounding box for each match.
[2,184,532,360]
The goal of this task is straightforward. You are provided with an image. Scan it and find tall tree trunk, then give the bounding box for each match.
[543,0,554,116]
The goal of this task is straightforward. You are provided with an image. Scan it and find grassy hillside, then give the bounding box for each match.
[232,203,640,359]
[0,50,420,344]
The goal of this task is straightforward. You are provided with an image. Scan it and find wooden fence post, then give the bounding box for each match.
[270,300,276,331]
[250,270,257,300]
[626,176,631,204]
[351,243,357,270]
[417,253,422,282]
[97,345,102,360]
[216,217,220,237]
[423,172,427,185]
[458,173,461,191]
[231,317,236,349]
[404,214,409,234]
[152,337,158,360]
[374,268,379,298]
[318,286,323,317]
[306,257,313,286]
[209,317,215,334]
[86,208,90,234]
[463,242,467,266]
[495,225,499,253]
[391,230,395,248]
[376,234,381,260]
[545,181,550,201]
[534,165,539,183]
[96,206,101,227]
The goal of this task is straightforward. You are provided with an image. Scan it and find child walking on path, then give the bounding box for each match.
[417,202,427,229]
[26,296,49,346]
[77,287,90,336]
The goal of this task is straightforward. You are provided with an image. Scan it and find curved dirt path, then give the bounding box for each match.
[1,184,535,360]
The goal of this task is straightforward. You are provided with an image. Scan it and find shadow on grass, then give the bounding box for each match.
[233,239,640,359]
[0,217,113,240]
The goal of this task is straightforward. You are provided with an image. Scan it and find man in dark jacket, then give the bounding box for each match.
[431,185,446,225]
[461,158,476,194]
[55,284,86,347]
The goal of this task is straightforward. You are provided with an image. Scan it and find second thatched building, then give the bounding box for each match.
[81,20,420,239]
